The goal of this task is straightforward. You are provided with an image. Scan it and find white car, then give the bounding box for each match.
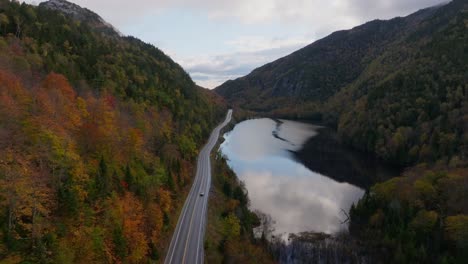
[199,192,205,197]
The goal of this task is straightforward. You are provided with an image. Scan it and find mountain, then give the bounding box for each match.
[39,0,120,35]
[216,1,468,262]
[216,0,467,166]
[0,0,228,262]
[215,1,459,108]
[215,1,461,107]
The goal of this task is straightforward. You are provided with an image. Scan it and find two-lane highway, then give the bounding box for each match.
[165,109,232,264]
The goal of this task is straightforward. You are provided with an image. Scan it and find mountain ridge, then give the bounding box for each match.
[215,2,449,107]
[215,0,467,166]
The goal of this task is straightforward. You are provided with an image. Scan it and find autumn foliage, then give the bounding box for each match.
[350,166,468,263]
[0,0,230,262]
[0,34,223,264]
[0,69,193,262]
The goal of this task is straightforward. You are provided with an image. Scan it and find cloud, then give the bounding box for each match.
[23,0,447,89]
[172,36,311,88]
[24,0,446,31]
[344,0,449,21]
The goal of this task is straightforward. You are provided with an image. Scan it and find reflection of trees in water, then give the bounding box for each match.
[294,127,400,189]
[254,210,371,263]
[269,231,372,264]
[253,210,276,241]
[272,119,296,146]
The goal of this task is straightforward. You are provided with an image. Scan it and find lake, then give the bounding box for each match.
[220,118,396,238]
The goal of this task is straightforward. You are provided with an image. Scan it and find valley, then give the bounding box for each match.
[0,0,466,263]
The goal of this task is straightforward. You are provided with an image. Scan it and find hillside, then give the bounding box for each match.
[216,0,467,167]
[216,0,468,262]
[0,0,229,262]
[216,6,439,108]
[215,3,446,107]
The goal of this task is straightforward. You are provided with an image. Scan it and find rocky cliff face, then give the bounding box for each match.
[39,0,120,35]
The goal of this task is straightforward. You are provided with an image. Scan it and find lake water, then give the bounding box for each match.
[219,118,366,238]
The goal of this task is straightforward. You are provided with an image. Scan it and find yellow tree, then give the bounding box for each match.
[0,14,9,34]
[146,203,163,246]
[223,213,241,240]
[108,192,149,263]
[158,188,172,214]
[0,150,54,246]
[446,215,468,250]
[36,72,81,133]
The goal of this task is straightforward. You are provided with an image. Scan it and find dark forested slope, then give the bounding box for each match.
[216,0,467,167]
[216,2,446,108]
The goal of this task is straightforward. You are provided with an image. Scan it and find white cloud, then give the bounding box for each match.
[24,0,446,29]
[226,36,311,53]
[170,36,310,88]
[23,0,447,89]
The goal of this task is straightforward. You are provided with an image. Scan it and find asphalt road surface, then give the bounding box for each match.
[164,109,233,264]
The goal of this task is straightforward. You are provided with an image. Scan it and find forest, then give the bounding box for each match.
[0,0,231,262]
[205,152,274,263]
[350,165,468,263]
[216,0,467,263]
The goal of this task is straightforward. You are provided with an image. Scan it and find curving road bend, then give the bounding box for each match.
[164,109,232,264]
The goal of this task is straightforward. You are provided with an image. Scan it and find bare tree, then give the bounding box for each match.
[340,208,350,224]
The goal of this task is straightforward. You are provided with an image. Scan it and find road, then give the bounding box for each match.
[164,109,233,264]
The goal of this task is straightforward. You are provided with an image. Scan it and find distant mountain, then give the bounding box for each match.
[216,0,467,166]
[39,0,120,35]
[216,2,447,109]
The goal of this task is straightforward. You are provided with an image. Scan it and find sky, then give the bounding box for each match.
[24,0,447,89]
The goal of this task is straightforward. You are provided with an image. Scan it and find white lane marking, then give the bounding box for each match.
[165,110,232,264]
[181,162,204,263]
[195,154,209,264]
[196,151,212,263]
[166,148,206,264]
[195,112,231,264]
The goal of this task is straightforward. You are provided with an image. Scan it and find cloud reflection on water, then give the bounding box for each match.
[220,118,364,237]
